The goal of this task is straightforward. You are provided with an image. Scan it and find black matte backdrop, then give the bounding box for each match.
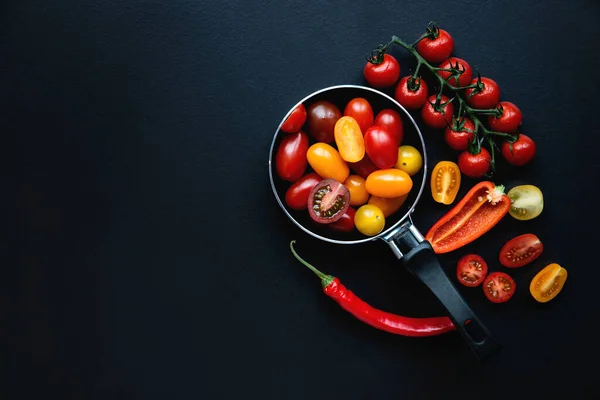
[5,0,600,399]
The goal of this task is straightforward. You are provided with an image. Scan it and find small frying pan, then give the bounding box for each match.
[268,84,501,361]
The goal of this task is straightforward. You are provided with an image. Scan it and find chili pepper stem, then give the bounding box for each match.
[290,240,335,288]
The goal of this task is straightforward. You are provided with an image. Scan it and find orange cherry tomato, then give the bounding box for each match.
[367,194,408,217]
[529,263,568,303]
[343,174,370,206]
[430,161,461,205]
[306,143,350,183]
[334,116,365,163]
[365,169,413,198]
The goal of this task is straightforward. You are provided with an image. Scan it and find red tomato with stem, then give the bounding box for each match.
[421,95,454,129]
[488,101,522,133]
[363,54,401,88]
[416,28,454,64]
[344,98,374,134]
[374,109,404,146]
[275,130,309,182]
[364,126,399,169]
[328,207,356,232]
[458,147,491,178]
[501,134,536,166]
[499,233,543,268]
[437,57,472,88]
[284,172,321,210]
[444,117,475,151]
[280,103,307,133]
[483,272,516,303]
[456,254,488,287]
[394,76,429,110]
[464,77,501,109]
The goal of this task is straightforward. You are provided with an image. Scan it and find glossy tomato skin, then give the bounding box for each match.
[363,54,401,88]
[501,134,536,166]
[444,118,475,151]
[364,125,399,169]
[456,254,488,287]
[421,95,454,129]
[365,169,413,198]
[306,100,342,143]
[343,174,369,206]
[284,172,321,211]
[437,57,472,87]
[458,148,491,178]
[499,233,543,268]
[334,116,365,163]
[488,101,522,133]
[306,143,350,183]
[483,272,516,303]
[329,207,356,233]
[280,103,307,133]
[465,77,500,109]
[416,28,454,63]
[394,76,429,110]
[374,109,404,146]
[354,204,385,236]
[367,194,408,218]
[344,98,374,134]
[395,145,423,176]
[275,130,309,182]
[348,155,378,179]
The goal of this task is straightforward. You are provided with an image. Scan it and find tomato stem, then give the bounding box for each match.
[289,240,335,289]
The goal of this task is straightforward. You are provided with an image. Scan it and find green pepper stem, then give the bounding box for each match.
[290,240,335,288]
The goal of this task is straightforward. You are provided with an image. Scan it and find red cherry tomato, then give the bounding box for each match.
[437,57,472,87]
[364,125,399,169]
[464,77,501,109]
[456,254,488,287]
[284,172,321,210]
[348,155,378,179]
[275,130,309,182]
[416,28,454,64]
[444,117,475,151]
[363,54,401,88]
[488,101,522,133]
[421,95,454,129]
[374,109,404,146]
[458,147,491,178]
[499,233,543,268]
[306,100,342,143]
[483,272,516,303]
[344,98,374,134]
[328,207,356,232]
[280,103,307,133]
[394,76,429,110]
[501,134,536,166]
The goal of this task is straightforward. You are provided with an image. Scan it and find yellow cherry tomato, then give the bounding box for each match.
[365,169,413,198]
[395,145,423,176]
[354,204,385,236]
[343,174,370,206]
[430,161,461,205]
[334,116,365,163]
[306,143,350,183]
[367,194,409,218]
[529,263,568,303]
[507,185,544,221]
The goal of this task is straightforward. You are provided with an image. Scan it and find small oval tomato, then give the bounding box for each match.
[275,130,309,182]
[280,103,307,133]
[284,172,322,211]
[328,207,356,233]
[306,100,342,143]
[348,155,378,179]
[431,161,461,205]
[395,145,423,176]
[444,117,475,151]
[367,194,408,218]
[488,101,522,133]
[530,263,568,303]
[334,116,365,163]
[457,148,491,178]
[364,125,399,169]
[483,272,516,303]
[306,143,350,183]
[464,77,500,109]
[365,169,413,198]
[344,98,374,134]
[507,184,544,221]
[421,95,454,129]
[374,109,404,146]
[394,76,429,110]
[308,179,350,224]
[343,174,370,207]
[456,254,488,287]
[437,57,472,87]
[499,233,543,268]
[354,204,385,236]
[416,28,454,64]
[363,54,401,88]
[501,134,536,166]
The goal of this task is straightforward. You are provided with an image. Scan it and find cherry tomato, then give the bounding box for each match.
[395,145,422,176]
[464,77,500,109]
[306,143,350,183]
[328,207,356,233]
[308,179,350,224]
[284,172,321,211]
[430,161,461,205]
[275,130,309,182]
[457,148,491,178]
[334,116,366,163]
[354,204,385,236]
[365,169,413,198]
[374,109,404,146]
[530,263,568,303]
[348,155,378,179]
[483,272,516,303]
[343,174,369,207]
[507,184,544,221]
[444,117,475,151]
[363,54,401,88]
[499,233,543,268]
[421,95,454,129]
[367,194,408,218]
[306,100,342,143]
[394,76,429,110]
[456,254,488,287]
[501,134,536,166]
[343,98,374,134]
[416,28,454,64]
[437,57,472,87]
[364,125,399,169]
[280,103,307,133]
[488,101,522,133]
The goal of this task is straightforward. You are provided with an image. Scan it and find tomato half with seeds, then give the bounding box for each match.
[507,184,544,221]
[430,161,461,205]
[444,117,475,151]
[328,207,356,233]
[354,204,385,236]
[344,98,374,134]
[285,172,321,211]
[501,134,536,166]
[367,194,408,218]
[306,100,342,143]
[364,125,398,169]
[488,101,522,134]
[308,179,350,224]
[334,116,366,163]
[365,169,413,198]
[306,143,350,183]
[437,57,472,88]
[416,28,454,64]
[363,54,401,88]
[374,109,404,146]
[499,233,543,268]
[458,148,491,178]
[343,174,370,207]
[421,95,454,129]
[530,263,568,303]
[456,254,488,287]
[483,272,516,303]
[280,103,307,133]
[394,76,429,110]
[275,130,309,182]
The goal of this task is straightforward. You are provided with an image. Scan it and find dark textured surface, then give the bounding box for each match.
[5,0,600,398]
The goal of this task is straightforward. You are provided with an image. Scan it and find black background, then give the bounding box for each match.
[5,0,600,399]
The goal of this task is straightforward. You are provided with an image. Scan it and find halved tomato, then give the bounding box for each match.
[529,263,568,303]
[456,254,488,287]
[307,179,350,224]
[507,185,544,221]
[483,272,516,303]
[430,161,461,205]
[499,233,543,268]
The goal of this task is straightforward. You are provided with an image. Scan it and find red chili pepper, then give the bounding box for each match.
[289,241,456,337]
[425,181,510,254]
